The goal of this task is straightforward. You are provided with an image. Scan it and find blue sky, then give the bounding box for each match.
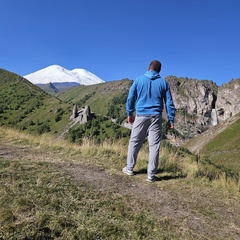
[1,0,240,86]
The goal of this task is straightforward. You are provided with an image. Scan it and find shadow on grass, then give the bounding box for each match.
[134,168,186,181]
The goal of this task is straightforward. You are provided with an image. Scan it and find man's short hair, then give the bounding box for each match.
[149,60,161,73]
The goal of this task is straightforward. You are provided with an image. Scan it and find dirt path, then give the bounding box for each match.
[0,142,240,239]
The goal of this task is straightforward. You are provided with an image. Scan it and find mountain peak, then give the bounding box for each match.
[24,65,105,85]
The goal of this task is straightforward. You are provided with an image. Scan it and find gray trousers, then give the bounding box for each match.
[126,115,162,178]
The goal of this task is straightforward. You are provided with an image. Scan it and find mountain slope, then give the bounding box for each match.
[24,65,105,85]
[0,69,132,141]
[184,112,240,172]
[36,82,81,95]
[36,82,60,95]
[58,76,240,139]
[0,68,72,135]
[57,78,133,117]
[184,112,240,153]
[216,78,240,122]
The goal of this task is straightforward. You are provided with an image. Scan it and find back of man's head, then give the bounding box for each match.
[148,60,161,73]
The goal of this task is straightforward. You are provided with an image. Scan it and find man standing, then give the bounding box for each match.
[122,60,175,182]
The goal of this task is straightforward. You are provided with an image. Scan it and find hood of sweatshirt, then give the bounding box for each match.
[144,70,160,80]
[143,70,161,97]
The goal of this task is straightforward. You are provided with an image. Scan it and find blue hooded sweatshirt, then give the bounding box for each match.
[126,70,175,124]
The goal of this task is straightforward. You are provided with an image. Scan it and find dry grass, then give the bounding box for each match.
[1,126,239,193]
[1,126,240,239]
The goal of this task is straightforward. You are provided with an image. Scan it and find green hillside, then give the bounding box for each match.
[0,69,72,135]
[0,69,132,141]
[57,78,133,118]
[184,113,240,173]
[201,116,240,172]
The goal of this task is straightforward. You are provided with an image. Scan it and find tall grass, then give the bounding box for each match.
[1,127,183,239]
[1,126,239,191]
[0,126,240,239]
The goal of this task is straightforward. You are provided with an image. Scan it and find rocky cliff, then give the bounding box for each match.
[165,76,240,138]
[216,79,240,122]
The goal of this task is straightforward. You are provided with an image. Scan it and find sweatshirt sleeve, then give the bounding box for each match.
[165,83,175,124]
[126,81,137,116]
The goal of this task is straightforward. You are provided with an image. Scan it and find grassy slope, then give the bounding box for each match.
[201,117,240,172]
[0,69,72,135]
[184,113,240,172]
[57,78,133,116]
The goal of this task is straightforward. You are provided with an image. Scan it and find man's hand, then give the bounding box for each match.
[168,122,174,130]
[128,116,135,125]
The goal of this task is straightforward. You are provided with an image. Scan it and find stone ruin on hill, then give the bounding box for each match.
[70,105,94,124]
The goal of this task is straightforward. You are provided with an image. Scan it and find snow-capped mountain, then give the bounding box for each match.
[24,65,105,85]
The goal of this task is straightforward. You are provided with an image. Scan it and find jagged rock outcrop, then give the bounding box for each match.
[166,76,218,137]
[70,105,93,124]
[216,79,240,122]
[165,76,240,137]
[72,104,78,118]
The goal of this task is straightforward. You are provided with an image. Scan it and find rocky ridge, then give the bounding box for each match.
[216,79,240,122]
[165,76,240,137]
